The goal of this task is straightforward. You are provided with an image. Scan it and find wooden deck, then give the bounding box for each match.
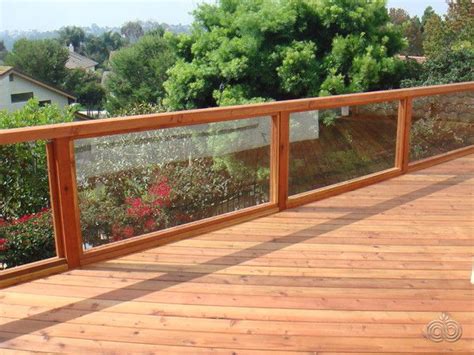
[0,155,473,354]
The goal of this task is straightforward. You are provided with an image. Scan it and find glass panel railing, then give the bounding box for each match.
[289,102,398,196]
[409,91,474,162]
[0,142,56,270]
[75,117,271,249]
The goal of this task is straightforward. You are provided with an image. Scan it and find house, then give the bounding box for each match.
[0,66,76,112]
[66,43,98,72]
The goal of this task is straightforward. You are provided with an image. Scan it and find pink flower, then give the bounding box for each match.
[122,226,134,238]
[126,197,143,208]
[0,238,6,251]
[149,180,171,198]
[126,197,153,218]
[144,219,156,231]
[13,214,35,224]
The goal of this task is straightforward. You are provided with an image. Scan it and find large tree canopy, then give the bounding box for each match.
[389,8,423,56]
[105,32,176,114]
[58,26,86,51]
[423,0,474,57]
[63,69,105,110]
[5,39,69,86]
[81,31,125,66]
[163,0,406,110]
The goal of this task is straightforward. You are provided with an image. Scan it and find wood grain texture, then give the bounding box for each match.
[278,112,289,210]
[46,142,65,258]
[0,155,472,353]
[395,98,413,172]
[53,138,83,268]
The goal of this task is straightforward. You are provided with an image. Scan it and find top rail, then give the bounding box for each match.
[0,81,473,145]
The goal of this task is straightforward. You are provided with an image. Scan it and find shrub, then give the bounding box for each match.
[0,99,75,219]
[0,210,56,269]
[410,116,464,161]
[401,49,474,87]
[79,173,172,247]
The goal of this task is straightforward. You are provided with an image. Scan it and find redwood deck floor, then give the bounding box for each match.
[0,155,473,354]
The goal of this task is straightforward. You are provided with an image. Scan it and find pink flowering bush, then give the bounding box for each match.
[111,178,172,242]
[79,174,174,247]
[78,157,268,249]
[0,209,56,269]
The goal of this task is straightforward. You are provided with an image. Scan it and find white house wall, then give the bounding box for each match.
[0,73,70,112]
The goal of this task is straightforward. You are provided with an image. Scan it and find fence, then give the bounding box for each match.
[0,81,473,287]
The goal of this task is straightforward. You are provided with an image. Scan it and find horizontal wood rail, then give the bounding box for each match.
[0,81,473,145]
[0,258,68,288]
[0,82,473,286]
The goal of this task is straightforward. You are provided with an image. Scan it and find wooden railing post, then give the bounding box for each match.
[277,112,289,210]
[395,98,413,173]
[270,115,280,205]
[50,138,83,268]
[46,142,65,258]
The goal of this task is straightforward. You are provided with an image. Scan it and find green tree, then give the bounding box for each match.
[403,17,423,55]
[0,41,7,63]
[402,48,474,87]
[121,21,144,43]
[5,39,68,86]
[421,6,436,29]
[164,0,405,110]
[105,32,176,113]
[423,0,474,57]
[63,69,105,111]
[82,31,125,66]
[389,8,423,55]
[389,8,410,26]
[58,26,86,51]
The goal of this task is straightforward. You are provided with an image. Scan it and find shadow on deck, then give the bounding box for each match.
[0,155,473,353]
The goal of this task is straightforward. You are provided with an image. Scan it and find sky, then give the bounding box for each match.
[0,0,449,32]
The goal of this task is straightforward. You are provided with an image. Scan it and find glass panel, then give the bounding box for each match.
[0,142,56,270]
[289,102,398,196]
[410,91,474,162]
[75,117,271,249]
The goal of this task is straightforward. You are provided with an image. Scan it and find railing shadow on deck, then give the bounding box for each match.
[0,171,470,343]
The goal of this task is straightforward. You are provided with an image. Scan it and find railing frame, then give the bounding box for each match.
[0,81,473,287]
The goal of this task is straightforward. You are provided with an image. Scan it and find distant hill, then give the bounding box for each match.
[0,22,191,50]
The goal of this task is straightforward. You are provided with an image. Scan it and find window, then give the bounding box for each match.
[11,92,34,103]
[39,100,51,107]
[9,74,14,82]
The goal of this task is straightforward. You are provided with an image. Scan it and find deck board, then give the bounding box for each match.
[0,155,473,353]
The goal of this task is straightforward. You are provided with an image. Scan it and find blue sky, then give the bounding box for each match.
[0,0,448,32]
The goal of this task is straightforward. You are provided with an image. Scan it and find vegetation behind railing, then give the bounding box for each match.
[0,82,473,284]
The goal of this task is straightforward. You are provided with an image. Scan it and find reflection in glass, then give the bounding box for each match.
[75,117,271,249]
[289,102,398,195]
[410,91,474,162]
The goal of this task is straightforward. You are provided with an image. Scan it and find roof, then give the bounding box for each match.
[0,66,76,100]
[66,51,98,70]
[0,65,12,76]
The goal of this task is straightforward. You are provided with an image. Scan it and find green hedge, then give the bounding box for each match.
[0,210,56,269]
